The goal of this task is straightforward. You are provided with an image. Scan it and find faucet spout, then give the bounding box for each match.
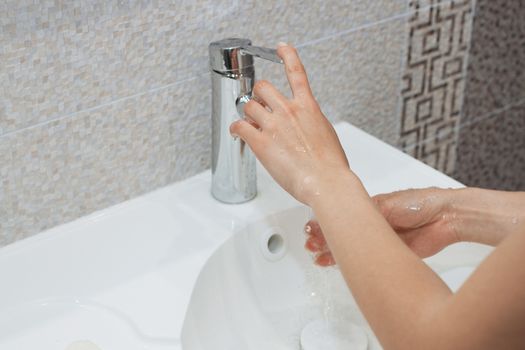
[209,38,281,204]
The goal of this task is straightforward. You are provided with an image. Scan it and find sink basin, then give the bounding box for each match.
[181,206,491,349]
[0,122,493,350]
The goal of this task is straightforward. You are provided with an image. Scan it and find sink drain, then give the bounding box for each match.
[267,233,284,254]
[259,228,286,261]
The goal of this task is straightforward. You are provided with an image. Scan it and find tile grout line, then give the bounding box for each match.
[451,0,478,173]
[0,0,456,140]
[392,0,413,149]
[461,96,525,128]
[296,0,454,49]
[296,12,411,49]
[404,96,525,152]
[0,74,207,139]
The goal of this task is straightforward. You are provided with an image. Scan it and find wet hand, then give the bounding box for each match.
[304,219,336,266]
[229,43,352,206]
[305,188,460,265]
[372,188,460,258]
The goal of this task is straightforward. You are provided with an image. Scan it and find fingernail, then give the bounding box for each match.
[277,41,288,47]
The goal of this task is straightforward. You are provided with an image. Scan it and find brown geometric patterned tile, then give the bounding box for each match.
[455,102,525,190]
[399,0,474,174]
[462,0,525,123]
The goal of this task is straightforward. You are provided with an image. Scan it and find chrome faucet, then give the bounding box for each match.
[209,38,282,204]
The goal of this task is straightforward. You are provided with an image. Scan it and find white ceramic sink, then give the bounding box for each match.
[0,123,492,350]
[181,207,491,350]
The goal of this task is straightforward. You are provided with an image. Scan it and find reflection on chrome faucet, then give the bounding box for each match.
[209,38,282,204]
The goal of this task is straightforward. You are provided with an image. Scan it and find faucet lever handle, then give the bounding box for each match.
[240,46,283,64]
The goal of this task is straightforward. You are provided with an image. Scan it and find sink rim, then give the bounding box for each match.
[0,122,480,350]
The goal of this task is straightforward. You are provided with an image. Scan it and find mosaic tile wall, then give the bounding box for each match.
[398,0,525,189]
[455,0,525,190]
[1,0,520,246]
[399,0,474,175]
[0,0,408,245]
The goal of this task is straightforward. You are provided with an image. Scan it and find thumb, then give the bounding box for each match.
[372,190,421,230]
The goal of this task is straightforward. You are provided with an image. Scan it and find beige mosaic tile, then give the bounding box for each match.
[256,16,407,146]
[0,75,210,245]
[0,0,410,135]
[0,0,239,134]
[168,75,212,183]
[0,0,469,245]
[236,0,407,47]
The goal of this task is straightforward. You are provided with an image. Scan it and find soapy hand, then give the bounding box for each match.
[230,43,351,206]
[305,188,460,265]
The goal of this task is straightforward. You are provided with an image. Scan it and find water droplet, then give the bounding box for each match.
[408,204,421,212]
[305,225,312,234]
[295,146,307,152]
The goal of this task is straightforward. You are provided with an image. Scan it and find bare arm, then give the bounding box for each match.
[231,43,525,350]
[312,175,525,349]
[307,187,525,265]
[442,187,525,245]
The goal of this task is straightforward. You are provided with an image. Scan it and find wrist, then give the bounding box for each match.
[308,169,366,209]
[446,188,525,245]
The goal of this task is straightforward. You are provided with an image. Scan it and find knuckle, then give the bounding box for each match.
[287,63,305,74]
[293,79,309,90]
[289,102,304,115]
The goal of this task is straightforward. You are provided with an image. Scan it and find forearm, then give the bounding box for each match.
[446,188,525,246]
[311,172,453,349]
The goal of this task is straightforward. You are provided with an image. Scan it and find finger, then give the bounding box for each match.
[277,43,313,99]
[304,220,322,237]
[305,235,327,253]
[253,80,289,112]
[372,192,394,214]
[230,120,263,146]
[244,99,272,129]
[252,94,271,112]
[244,117,261,130]
[373,192,411,229]
[315,251,336,266]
